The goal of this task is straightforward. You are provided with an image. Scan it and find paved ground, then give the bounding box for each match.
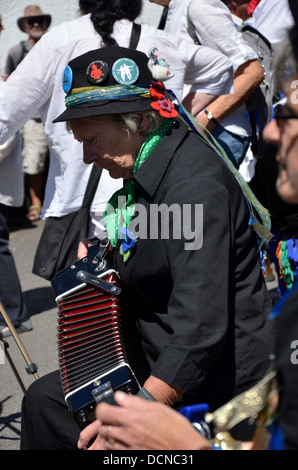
[0,216,279,451]
[0,218,58,450]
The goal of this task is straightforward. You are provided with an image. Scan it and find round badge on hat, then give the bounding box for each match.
[86,60,109,85]
[62,66,73,93]
[112,58,139,85]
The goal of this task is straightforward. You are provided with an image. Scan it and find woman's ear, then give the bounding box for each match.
[138,113,150,133]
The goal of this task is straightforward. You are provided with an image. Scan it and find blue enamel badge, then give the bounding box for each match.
[62,66,73,93]
[112,58,139,85]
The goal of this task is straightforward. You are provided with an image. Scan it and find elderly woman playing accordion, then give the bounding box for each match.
[21,46,274,450]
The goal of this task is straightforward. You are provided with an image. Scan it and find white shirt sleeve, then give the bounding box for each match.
[0,35,54,144]
[187,0,258,72]
[183,42,234,96]
[251,0,294,47]
[138,24,234,99]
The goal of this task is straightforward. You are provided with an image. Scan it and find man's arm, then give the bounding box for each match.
[194,59,264,131]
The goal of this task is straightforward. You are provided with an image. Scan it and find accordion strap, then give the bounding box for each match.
[82,164,102,208]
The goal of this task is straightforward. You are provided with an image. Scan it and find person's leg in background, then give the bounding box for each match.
[0,203,31,337]
[211,123,251,169]
[22,119,48,222]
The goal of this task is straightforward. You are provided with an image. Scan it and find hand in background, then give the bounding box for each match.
[94,391,213,450]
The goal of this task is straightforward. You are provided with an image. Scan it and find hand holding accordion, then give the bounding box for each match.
[51,238,140,428]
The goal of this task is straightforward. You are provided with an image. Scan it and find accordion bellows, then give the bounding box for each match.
[57,270,123,395]
[51,239,140,426]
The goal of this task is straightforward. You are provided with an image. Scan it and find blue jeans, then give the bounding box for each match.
[211,124,251,169]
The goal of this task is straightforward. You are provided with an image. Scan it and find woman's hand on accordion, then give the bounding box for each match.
[77,238,91,260]
[77,391,213,450]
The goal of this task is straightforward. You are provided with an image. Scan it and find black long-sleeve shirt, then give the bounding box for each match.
[115,119,274,411]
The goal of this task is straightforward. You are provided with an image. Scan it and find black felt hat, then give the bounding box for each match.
[53,47,155,123]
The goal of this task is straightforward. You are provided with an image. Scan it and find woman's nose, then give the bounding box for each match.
[83,142,97,164]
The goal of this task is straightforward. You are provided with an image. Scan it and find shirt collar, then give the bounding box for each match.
[132,119,188,198]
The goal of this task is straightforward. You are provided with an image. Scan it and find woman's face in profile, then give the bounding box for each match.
[264,79,298,204]
[70,115,146,180]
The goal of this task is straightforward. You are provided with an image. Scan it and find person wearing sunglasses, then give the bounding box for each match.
[3,4,51,86]
[2,6,51,224]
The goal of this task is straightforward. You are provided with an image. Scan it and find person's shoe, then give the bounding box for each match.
[0,327,11,338]
[16,319,32,334]
[0,319,32,338]
[26,205,42,222]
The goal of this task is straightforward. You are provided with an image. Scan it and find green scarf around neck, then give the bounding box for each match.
[104,118,174,249]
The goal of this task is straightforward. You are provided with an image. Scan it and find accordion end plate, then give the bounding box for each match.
[65,363,140,428]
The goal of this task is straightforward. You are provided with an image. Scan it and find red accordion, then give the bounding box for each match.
[51,238,140,427]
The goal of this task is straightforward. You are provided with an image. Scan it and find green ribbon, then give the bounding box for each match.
[280,240,295,289]
[66,85,149,108]
[104,119,175,248]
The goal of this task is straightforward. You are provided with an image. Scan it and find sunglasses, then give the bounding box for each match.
[274,98,298,121]
[27,16,46,26]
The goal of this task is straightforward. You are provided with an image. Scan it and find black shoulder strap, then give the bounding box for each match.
[158,7,168,30]
[82,164,102,208]
[129,22,141,49]
[18,41,28,65]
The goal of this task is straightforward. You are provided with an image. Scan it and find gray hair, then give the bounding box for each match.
[112,111,164,137]
[67,110,164,138]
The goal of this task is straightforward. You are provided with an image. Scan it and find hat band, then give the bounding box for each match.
[65,85,150,108]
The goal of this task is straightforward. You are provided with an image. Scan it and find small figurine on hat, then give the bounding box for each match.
[148,47,175,81]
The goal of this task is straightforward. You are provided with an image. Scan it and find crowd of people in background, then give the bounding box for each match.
[1,0,298,452]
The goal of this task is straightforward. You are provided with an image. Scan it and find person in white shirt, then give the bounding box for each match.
[0,17,31,338]
[3,5,51,223]
[150,0,264,169]
[250,0,294,53]
[220,0,251,25]
[0,0,234,255]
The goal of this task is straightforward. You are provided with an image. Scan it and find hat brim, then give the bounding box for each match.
[53,97,154,123]
[18,15,51,32]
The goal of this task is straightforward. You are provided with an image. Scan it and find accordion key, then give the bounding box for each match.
[51,239,140,427]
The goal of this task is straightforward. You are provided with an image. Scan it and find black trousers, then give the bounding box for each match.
[21,370,80,450]
[0,204,29,329]
[21,369,258,450]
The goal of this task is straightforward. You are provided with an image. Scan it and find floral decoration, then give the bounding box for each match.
[149,80,178,119]
[151,99,178,119]
[119,227,137,262]
[149,80,166,100]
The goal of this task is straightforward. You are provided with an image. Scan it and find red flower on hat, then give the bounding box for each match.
[149,80,166,100]
[149,80,177,118]
[151,99,178,119]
